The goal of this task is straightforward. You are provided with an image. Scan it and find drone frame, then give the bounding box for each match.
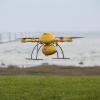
[22,34,83,61]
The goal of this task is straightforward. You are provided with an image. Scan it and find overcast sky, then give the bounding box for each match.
[0,0,100,32]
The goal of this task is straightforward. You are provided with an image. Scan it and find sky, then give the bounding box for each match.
[0,0,100,32]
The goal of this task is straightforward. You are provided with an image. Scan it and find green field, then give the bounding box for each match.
[0,75,100,100]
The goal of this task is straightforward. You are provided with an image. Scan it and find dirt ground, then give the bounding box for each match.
[0,64,100,75]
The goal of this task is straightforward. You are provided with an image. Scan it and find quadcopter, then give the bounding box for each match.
[21,32,83,60]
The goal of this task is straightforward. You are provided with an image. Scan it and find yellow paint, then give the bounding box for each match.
[21,32,81,57]
[21,32,73,44]
[42,45,57,56]
[40,32,55,44]
[54,38,73,42]
[64,38,73,42]
[21,38,38,43]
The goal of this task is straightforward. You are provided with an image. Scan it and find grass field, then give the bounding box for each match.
[0,75,100,100]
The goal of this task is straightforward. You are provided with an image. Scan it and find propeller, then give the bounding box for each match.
[56,37,84,39]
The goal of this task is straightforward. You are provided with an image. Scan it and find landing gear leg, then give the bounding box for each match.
[26,43,43,60]
[53,44,70,59]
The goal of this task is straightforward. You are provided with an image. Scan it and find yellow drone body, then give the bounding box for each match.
[21,32,83,60]
[42,44,57,56]
[40,32,55,44]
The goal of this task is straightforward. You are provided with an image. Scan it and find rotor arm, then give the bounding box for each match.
[54,37,83,43]
[54,38,73,43]
[21,38,40,43]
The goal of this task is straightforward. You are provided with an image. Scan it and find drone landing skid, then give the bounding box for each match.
[53,58,70,59]
[26,58,43,60]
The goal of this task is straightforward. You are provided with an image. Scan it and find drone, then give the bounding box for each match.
[21,32,83,60]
